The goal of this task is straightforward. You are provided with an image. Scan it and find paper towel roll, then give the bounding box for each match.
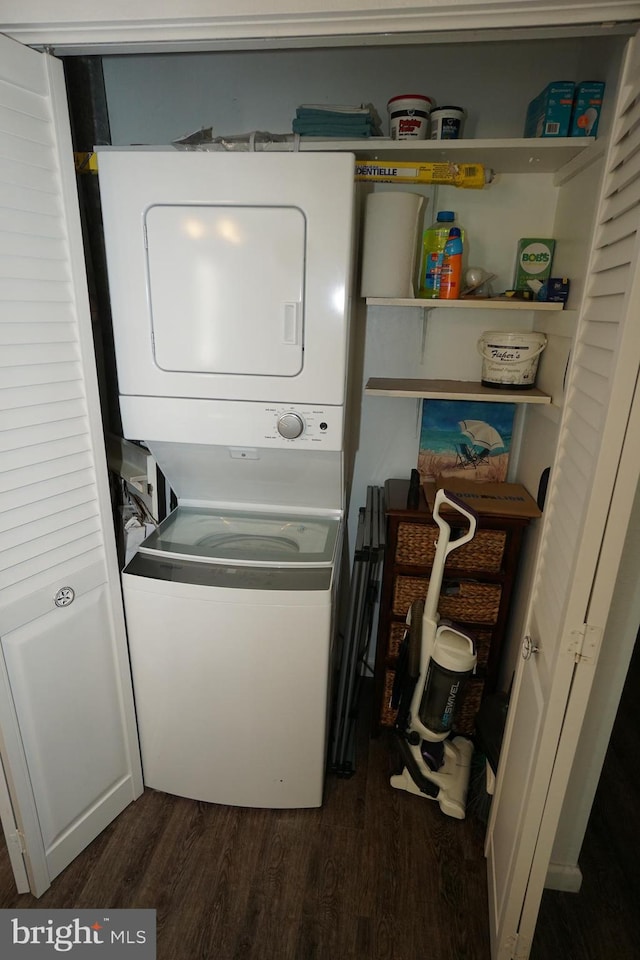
[360,191,425,298]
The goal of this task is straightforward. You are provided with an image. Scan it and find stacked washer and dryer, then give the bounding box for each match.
[98,149,356,809]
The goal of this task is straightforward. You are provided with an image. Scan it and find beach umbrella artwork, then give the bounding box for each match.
[458,419,505,452]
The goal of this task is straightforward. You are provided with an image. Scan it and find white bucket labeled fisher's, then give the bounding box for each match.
[478,330,547,389]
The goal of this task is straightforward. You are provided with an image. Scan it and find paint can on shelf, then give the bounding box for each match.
[430,106,466,140]
[478,331,547,389]
[387,94,434,140]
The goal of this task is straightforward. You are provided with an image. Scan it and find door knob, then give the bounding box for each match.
[522,635,539,660]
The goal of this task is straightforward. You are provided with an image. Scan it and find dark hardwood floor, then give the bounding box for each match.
[0,688,490,960]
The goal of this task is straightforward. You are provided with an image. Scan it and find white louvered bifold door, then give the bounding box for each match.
[485,33,640,960]
[0,34,142,896]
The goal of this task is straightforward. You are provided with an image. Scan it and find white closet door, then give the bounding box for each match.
[486,32,640,960]
[0,33,142,896]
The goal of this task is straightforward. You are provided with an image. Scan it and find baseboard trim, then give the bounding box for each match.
[544,862,583,892]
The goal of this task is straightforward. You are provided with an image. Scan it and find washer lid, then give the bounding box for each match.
[139,506,340,567]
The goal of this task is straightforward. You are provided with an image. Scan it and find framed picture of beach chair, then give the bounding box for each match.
[418,398,516,483]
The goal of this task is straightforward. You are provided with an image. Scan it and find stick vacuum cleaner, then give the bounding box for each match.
[390,488,478,819]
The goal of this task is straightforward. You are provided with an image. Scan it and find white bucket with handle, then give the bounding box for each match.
[478,330,547,389]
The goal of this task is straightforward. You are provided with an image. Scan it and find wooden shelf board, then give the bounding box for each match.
[365,296,564,310]
[365,378,552,403]
[290,137,595,174]
[100,138,596,176]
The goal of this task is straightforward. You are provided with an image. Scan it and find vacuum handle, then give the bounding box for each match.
[433,488,478,560]
[423,489,478,628]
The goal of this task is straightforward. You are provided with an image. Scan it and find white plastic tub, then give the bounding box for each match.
[430,106,466,140]
[478,331,547,389]
[388,94,434,140]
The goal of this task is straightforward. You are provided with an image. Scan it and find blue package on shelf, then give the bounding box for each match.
[570,81,606,137]
[535,277,570,306]
[524,81,575,138]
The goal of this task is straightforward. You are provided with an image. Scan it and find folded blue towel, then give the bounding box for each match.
[293,128,374,138]
[296,107,373,122]
[293,103,382,138]
[293,119,374,135]
[297,103,372,113]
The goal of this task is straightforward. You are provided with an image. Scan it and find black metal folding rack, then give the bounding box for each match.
[329,485,385,777]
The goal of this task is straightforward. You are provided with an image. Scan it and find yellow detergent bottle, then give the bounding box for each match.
[420,211,463,298]
[440,227,464,299]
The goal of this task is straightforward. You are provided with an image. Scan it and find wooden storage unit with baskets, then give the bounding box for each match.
[374,478,533,737]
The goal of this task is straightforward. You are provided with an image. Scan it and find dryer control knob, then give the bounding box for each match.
[277,412,305,440]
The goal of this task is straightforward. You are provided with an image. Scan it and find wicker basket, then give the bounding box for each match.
[392,575,502,623]
[468,628,492,670]
[454,678,485,736]
[387,621,408,659]
[380,669,399,727]
[396,522,506,573]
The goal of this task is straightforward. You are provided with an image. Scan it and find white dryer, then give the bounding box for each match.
[97,149,356,439]
[98,150,356,808]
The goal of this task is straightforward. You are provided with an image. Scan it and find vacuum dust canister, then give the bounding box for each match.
[419,624,476,735]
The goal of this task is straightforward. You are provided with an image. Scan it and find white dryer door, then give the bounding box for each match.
[97,150,355,410]
[146,204,304,377]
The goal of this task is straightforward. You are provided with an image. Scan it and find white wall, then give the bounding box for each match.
[102,38,621,145]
